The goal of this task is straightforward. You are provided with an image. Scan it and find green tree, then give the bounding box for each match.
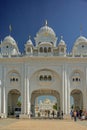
[17,101,21,107]
[53,103,57,110]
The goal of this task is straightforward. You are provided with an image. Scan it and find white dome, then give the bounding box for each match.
[59,39,66,46]
[37,25,56,36]
[39,42,52,46]
[1,35,19,55]
[26,39,33,46]
[75,36,87,45]
[35,21,57,47]
[3,35,17,47]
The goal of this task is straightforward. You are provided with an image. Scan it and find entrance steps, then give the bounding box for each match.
[19,114,29,119]
[64,114,71,120]
[0,113,7,118]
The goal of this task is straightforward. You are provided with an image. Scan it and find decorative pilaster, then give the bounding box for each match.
[23,65,27,114]
[83,67,87,111]
[0,81,1,113]
[64,68,68,114]
[2,67,7,118]
[67,71,70,114]
[62,66,65,113]
[26,77,29,114]
[26,77,31,118]
[21,77,27,114]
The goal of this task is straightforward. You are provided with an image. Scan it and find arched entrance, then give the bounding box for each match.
[8,89,21,116]
[70,89,83,110]
[31,89,60,117]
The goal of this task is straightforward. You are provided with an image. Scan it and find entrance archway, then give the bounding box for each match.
[8,89,21,116]
[70,89,83,110]
[31,89,60,117]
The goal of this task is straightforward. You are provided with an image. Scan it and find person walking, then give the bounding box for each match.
[61,111,63,119]
[52,110,55,118]
[73,110,77,121]
[70,110,73,119]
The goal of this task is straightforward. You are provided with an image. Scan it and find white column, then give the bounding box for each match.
[0,81,1,113]
[26,78,31,118]
[84,67,87,111]
[64,67,68,114]
[26,77,29,114]
[3,67,7,118]
[21,77,27,114]
[67,73,70,114]
[3,86,6,113]
[21,65,27,114]
[62,66,65,113]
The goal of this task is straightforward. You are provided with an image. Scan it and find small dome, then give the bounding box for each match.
[3,35,17,46]
[59,39,66,46]
[75,36,87,45]
[26,39,33,46]
[58,36,66,46]
[1,35,19,55]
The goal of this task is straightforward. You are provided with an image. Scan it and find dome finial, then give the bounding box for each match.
[9,24,12,35]
[80,24,82,36]
[61,35,63,40]
[29,35,31,39]
[45,20,48,26]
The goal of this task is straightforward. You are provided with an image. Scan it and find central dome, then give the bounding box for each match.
[38,25,56,36]
[35,21,57,46]
[37,20,56,36]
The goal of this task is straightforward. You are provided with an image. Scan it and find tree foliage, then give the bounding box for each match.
[53,103,57,110]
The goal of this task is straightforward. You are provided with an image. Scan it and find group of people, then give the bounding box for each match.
[48,110,64,119]
[57,111,64,119]
[70,109,87,121]
[37,110,64,119]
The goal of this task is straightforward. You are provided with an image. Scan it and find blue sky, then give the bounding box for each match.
[0,0,87,52]
[37,95,57,104]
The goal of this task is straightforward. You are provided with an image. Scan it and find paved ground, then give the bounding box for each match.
[0,118,87,130]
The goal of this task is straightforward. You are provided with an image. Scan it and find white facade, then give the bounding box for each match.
[0,22,87,118]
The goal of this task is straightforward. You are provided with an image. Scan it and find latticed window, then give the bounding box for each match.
[48,47,51,52]
[40,47,43,53]
[10,72,19,83]
[44,47,47,53]
[27,47,31,52]
[72,72,81,82]
[39,75,52,81]
[44,75,47,81]
[48,75,52,81]
[39,75,43,81]
[61,48,64,52]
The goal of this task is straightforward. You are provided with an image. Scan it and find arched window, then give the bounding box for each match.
[16,78,18,82]
[10,72,20,83]
[76,78,78,81]
[39,75,43,81]
[13,78,15,81]
[44,47,47,53]
[27,47,31,52]
[72,78,75,81]
[72,72,81,82]
[48,47,51,52]
[39,47,43,53]
[48,75,52,81]
[44,75,47,81]
[61,48,64,52]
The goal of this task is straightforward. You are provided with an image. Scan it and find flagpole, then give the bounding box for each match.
[9,24,12,35]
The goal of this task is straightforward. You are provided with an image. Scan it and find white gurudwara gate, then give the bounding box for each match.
[0,21,87,118]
